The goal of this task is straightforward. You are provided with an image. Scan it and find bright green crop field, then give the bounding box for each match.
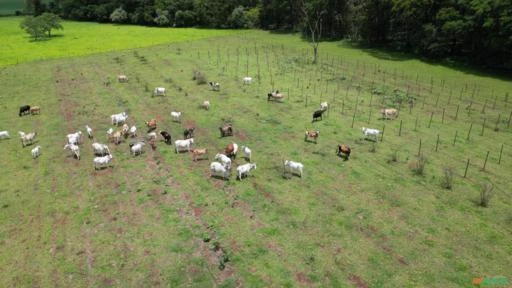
[0,17,511,287]
[0,16,240,67]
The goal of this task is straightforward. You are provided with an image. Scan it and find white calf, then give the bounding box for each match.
[241,145,252,162]
[175,138,194,153]
[85,125,93,139]
[201,101,210,111]
[64,143,80,160]
[154,87,166,96]
[130,142,145,156]
[210,162,230,179]
[171,111,182,122]
[118,75,128,82]
[214,153,232,170]
[320,101,328,111]
[361,127,381,141]
[128,125,137,138]
[92,142,110,156]
[31,145,41,159]
[94,154,113,170]
[0,131,10,139]
[237,163,256,180]
[243,77,252,85]
[284,160,304,178]
[19,131,36,147]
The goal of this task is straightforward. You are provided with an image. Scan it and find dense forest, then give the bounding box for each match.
[24,0,512,70]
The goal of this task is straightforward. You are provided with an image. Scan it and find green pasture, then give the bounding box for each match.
[0,23,511,287]
[0,16,240,67]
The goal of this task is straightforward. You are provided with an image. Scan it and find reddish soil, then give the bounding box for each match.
[296,272,313,286]
[349,274,369,288]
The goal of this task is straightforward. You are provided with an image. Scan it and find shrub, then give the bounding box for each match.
[192,70,207,85]
[409,154,427,176]
[388,150,398,163]
[479,182,493,207]
[440,167,454,189]
[368,142,376,153]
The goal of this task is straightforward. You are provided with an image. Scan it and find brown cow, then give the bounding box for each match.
[30,106,40,115]
[380,108,398,120]
[337,144,351,160]
[304,130,320,143]
[191,148,208,161]
[145,119,157,131]
[219,124,233,137]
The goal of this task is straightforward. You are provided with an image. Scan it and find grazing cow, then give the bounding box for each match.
[236,163,256,180]
[225,142,238,159]
[241,145,252,162]
[130,142,145,156]
[128,125,137,138]
[147,132,157,141]
[312,109,325,122]
[63,143,80,160]
[122,123,130,135]
[267,91,284,102]
[118,75,128,82]
[183,127,195,139]
[92,142,110,156]
[111,130,125,144]
[19,105,30,116]
[94,154,113,170]
[159,131,172,144]
[243,77,252,85]
[145,119,157,131]
[85,125,93,139]
[31,145,41,159]
[19,131,36,147]
[284,160,304,178]
[0,131,9,139]
[208,81,220,91]
[111,112,128,125]
[320,101,328,111]
[171,111,182,122]
[219,124,233,137]
[380,108,398,120]
[30,106,40,115]
[67,131,82,145]
[214,153,232,170]
[337,144,351,160]
[210,162,230,179]
[175,138,194,153]
[304,130,320,143]
[361,127,381,141]
[191,148,208,161]
[154,87,166,96]
[201,100,210,111]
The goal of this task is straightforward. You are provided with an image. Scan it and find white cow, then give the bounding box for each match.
[243,77,252,85]
[284,160,304,178]
[320,101,328,111]
[111,112,128,126]
[19,131,36,147]
[67,131,82,145]
[94,154,113,170]
[210,162,230,179]
[380,108,398,120]
[214,153,232,170]
[361,127,381,141]
[201,101,210,111]
[64,143,80,160]
[237,163,256,180]
[118,75,128,82]
[154,87,166,96]
[92,142,110,156]
[171,111,182,122]
[147,132,157,141]
[0,131,10,139]
[175,138,194,153]
[85,125,93,139]
[241,145,252,162]
[130,142,145,156]
[31,145,41,159]
[128,125,137,138]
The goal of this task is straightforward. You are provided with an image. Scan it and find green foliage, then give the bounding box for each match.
[174,10,196,27]
[440,167,454,190]
[409,154,427,176]
[110,7,127,23]
[19,13,62,40]
[154,9,170,26]
[479,182,493,207]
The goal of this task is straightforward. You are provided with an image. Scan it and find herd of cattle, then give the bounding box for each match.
[0,76,401,180]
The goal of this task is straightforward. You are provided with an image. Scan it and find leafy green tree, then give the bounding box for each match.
[228,6,249,28]
[110,7,128,23]
[154,9,170,26]
[20,16,45,40]
[174,10,196,27]
[298,0,328,64]
[39,12,63,37]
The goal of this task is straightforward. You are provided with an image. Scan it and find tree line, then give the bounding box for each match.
[23,0,512,70]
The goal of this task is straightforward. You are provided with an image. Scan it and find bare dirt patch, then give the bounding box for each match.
[349,274,368,288]
[296,272,313,286]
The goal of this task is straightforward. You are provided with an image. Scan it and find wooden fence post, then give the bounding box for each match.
[380,125,385,142]
[483,151,490,171]
[455,104,459,121]
[480,118,486,136]
[428,112,434,128]
[453,131,458,146]
[464,159,470,178]
[418,138,422,156]
[498,144,504,164]
[435,134,440,152]
[442,108,445,124]
[399,120,403,136]
[467,123,473,141]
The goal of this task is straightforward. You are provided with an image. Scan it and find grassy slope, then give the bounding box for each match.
[0,28,511,287]
[0,16,240,67]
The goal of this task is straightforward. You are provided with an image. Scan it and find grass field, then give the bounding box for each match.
[0,16,240,67]
[0,20,511,287]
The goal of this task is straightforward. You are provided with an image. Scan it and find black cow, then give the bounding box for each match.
[160,131,172,144]
[312,109,325,122]
[19,105,30,117]
[184,127,195,139]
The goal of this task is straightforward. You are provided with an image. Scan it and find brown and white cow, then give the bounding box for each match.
[145,119,157,131]
[304,130,320,143]
[219,124,233,137]
[225,142,238,159]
